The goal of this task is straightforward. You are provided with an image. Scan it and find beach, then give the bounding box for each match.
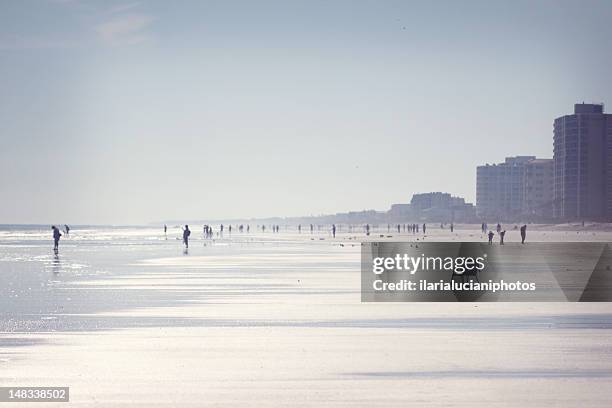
[2,225,612,406]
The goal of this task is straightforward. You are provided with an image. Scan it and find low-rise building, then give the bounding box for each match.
[388,192,476,222]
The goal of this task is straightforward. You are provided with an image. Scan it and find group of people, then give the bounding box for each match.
[486,224,528,245]
[173,223,289,249]
[52,221,531,253]
[384,223,428,234]
[405,223,426,234]
[203,225,214,238]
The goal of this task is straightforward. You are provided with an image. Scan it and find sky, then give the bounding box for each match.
[1,0,612,225]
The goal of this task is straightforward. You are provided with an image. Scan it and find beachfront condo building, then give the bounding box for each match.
[476,156,553,221]
[523,158,554,219]
[553,103,612,221]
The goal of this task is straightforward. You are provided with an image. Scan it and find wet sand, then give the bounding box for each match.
[1,225,612,406]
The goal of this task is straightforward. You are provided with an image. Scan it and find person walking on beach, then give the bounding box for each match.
[450,223,454,233]
[64,225,70,236]
[164,224,167,239]
[496,223,501,233]
[520,225,527,244]
[488,231,494,245]
[500,230,506,245]
[422,223,426,234]
[183,225,191,248]
[332,224,336,238]
[52,226,62,252]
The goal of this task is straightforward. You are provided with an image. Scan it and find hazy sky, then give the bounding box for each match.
[2,0,612,224]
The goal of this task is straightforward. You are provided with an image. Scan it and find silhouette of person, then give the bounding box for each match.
[64,225,70,236]
[500,230,506,245]
[183,225,191,248]
[164,224,167,239]
[450,223,454,233]
[488,231,494,245]
[520,225,527,244]
[332,224,336,238]
[496,223,501,233]
[422,223,426,234]
[52,226,62,252]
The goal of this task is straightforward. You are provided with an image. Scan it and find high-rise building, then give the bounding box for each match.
[553,103,612,220]
[476,156,534,220]
[523,159,554,219]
